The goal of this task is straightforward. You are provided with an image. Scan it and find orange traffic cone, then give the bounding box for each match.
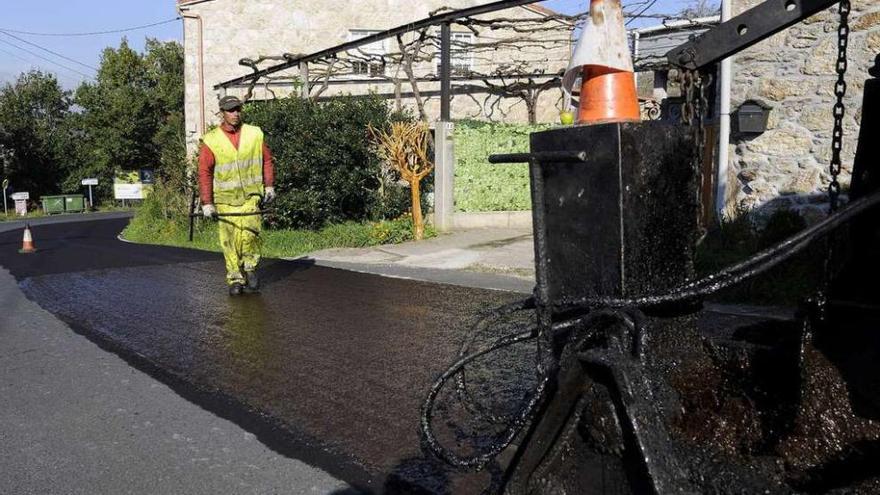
[18,223,36,254]
[562,0,641,126]
[578,64,640,125]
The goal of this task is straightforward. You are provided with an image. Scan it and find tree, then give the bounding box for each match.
[144,39,187,187]
[0,71,72,196]
[0,38,185,203]
[678,0,721,19]
[72,39,157,196]
[370,121,434,240]
[68,38,185,197]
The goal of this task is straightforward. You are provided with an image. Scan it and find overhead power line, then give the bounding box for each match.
[626,0,661,26]
[0,49,82,86]
[0,31,98,72]
[0,45,34,65]
[0,37,92,79]
[0,18,181,37]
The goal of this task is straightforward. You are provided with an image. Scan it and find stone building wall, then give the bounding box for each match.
[727,0,880,221]
[178,0,571,153]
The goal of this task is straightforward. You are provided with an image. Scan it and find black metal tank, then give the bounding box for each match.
[422,57,880,495]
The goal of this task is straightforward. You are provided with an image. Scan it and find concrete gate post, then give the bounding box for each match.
[433,121,455,232]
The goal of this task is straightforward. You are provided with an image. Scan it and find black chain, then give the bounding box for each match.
[681,70,695,126]
[829,0,851,213]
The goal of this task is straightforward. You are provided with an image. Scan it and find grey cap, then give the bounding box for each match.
[219,95,243,111]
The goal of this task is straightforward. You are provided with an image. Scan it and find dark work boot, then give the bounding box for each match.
[228,282,244,296]
[245,271,259,293]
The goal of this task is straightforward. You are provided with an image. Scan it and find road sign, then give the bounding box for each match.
[11,191,28,216]
[139,168,155,184]
[114,170,152,201]
[82,178,98,208]
[113,183,146,200]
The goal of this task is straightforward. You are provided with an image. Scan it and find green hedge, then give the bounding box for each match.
[245,94,412,230]
[695,208,820,305]
[454,120,550,212]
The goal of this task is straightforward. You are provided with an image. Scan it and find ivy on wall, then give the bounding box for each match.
[454,120,551,212]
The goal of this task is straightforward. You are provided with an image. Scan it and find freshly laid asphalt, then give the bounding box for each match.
[1,215,809,494]
[0,267,353,495]
[0,217,528,494]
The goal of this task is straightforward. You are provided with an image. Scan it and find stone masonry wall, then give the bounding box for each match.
[179,0,571,153]
[727,0,880,222]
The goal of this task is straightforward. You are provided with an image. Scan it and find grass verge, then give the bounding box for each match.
[1,210,47,222]
[1,205,135,222]
[122,210,436,259]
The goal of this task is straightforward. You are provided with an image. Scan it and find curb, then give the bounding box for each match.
[452,211,532,229]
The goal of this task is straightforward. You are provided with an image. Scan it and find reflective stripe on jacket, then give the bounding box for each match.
[202,124,265,206]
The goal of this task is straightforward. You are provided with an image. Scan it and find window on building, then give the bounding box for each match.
[437,32,474,76]
[348,29,386,77]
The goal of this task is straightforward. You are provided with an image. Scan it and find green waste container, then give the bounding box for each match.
[64,195,85,213]
[41,195,65,214]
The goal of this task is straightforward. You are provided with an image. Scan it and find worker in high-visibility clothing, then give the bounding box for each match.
[198,95,276,296]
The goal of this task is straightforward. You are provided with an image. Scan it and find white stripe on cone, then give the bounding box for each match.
[562,0,633,98]
[21,226,35,252]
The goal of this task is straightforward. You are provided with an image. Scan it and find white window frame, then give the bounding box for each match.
[347,29,387,77]
[437,31,474,76]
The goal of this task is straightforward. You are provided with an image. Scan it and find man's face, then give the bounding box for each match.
[222,107,242,127]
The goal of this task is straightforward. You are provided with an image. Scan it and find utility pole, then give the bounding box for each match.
[1,147,9,217]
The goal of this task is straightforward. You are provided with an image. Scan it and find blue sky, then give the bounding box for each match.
[543,0,692,21]
[0,0,693,89]
[0,0,182,88]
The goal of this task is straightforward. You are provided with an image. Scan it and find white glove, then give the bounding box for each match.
[264,186,276,204]
[202,204,217,219]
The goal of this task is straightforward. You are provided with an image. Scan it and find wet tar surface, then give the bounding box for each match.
[0,219,522,494]
[10,219,872,494]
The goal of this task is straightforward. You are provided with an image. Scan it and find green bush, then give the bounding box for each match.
[454,120,551,212]
[695,207,818,305]
[244,94,412,230]
[368,213,435,244]
[124,178,192,239]
[758,208,807,249]
[695,207,758,272]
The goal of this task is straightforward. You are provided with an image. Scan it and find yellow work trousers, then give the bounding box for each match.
[216,196,262,286]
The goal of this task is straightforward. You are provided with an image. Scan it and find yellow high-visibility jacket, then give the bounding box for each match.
[202,124,265,206]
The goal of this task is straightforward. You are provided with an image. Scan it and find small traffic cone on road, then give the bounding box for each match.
[18,223,36,254]
[562,0,641,126]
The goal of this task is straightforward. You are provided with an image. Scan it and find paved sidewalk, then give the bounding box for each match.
[305,227,799,320]
[304,227,537,294]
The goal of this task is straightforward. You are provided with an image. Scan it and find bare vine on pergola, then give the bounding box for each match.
[232,3,718,122]
[238,55,295,102]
